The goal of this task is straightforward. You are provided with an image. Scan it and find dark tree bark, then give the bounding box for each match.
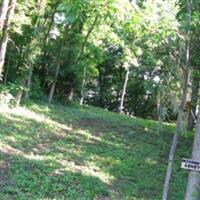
[48,26,68,104]
[25,0,47,99]
[39,6,58,91]
[48,48,63,104]
[187,77,199,130]
[3,53,11,84]
[74,15,98,65]
[0,0,16,80]
[43,5,57,56]
[78,15,99,105]
[0,0,9,31]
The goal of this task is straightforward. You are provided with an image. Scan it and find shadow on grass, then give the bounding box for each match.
[0,104,193,200]
[0,152,109,200]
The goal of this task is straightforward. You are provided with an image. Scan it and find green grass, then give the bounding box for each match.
[0,102,192,200]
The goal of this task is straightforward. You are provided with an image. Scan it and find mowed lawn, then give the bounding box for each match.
[0,102,192,200]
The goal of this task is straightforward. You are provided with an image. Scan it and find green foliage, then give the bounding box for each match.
[0,83,25,96]
[29,75,44,100]
[3,0,196,120]
[0,0,200,199]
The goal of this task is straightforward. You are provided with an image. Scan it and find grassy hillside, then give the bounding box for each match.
[0,102,192,200]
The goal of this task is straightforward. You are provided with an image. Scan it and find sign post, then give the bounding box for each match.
[181,158,200,172]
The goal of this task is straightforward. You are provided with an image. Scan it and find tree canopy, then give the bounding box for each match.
[0,0,200,199]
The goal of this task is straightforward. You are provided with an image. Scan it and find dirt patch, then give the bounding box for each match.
[94,196,112,200]
[32,142,50,153]
[78,118,111,128]
[0,160,10,190]
[76,118,113,136]
[0,144,25,157]
[0,161,8,174]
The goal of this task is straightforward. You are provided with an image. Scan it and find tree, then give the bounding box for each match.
[24,0,47,99]
[187,76,199,130]
[185,106,200,199]
[0,0,9,31]
[118,67,129,113]
[0,0,16,80]
[78,14,99,105]
[48,33,66,104]
[162,0,192,199]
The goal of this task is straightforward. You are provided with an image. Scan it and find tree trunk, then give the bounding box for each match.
[48,63,61,104]
[118,67,129,114]
[15,90,23,107]
[98,66,105,107]
[3,67,8,84]
[185,107,200,200]
[157,92,162,122]
[15,81,25,107]
[80,65,87,106]
[48,25,69,104]
[24,1,47,98]
[41,7,56,84]
[67,88,74,102]
[0,0,9,31]
[25,67,33,99]
[187,77,199,130]
[3,53,11,84]
[74,15,98,64]
[162,1,192,199]
[0,0,16,80]
[78,15,99,106]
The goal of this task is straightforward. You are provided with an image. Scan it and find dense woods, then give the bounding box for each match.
[0,0,200,199]
[0,0,190,119]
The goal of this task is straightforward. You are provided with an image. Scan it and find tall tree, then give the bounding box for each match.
[79,14,99,105]
[118,67,129,113]
[25,0,47,98]
[0,0,16,80]
[162,0,192,199]
[185,106,200,199]
[48,26,68,104]
[187,76,199,130]
[0,0,9,31]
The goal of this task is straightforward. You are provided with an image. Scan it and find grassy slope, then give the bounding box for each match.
[0,102,192,200]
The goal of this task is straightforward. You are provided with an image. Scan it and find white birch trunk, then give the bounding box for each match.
[0,0,16,80]
[0,0,9,31]
[118,67,129,114]
[80,65,87,106]
[25,67,33,99]
[162,0,192,199]
[185,107,200,199]
[48,64,60,104]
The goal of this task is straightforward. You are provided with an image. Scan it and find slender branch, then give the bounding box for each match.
[74,14,99,64]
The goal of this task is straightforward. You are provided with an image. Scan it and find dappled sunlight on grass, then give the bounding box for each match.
[0,143,45,161]
[53,159,115,185]
[3,107,72,132]
[0,103,193,199]
[145,157,157,166]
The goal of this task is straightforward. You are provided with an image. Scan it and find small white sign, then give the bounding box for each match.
[181,158,200,172]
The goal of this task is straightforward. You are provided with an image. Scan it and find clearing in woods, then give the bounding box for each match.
[0,102,192,199]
